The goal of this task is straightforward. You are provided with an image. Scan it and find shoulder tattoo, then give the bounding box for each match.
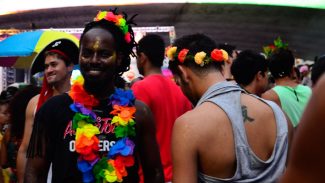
[241,105,254,123]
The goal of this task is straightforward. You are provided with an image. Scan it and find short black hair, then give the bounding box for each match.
[231,50,268,86]
[137,34,165,68]
[269,48,295,79]
[218,43,236,58]
[311,55,325,85]
[168,33,221,76]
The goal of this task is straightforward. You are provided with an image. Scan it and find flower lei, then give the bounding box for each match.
[69,75,137,183]
[166,46,228,67]
[94,10,131,43]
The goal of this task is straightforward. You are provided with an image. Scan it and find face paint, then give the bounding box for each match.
[93,37,100,50]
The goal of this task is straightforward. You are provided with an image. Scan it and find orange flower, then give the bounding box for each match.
[69,84,99,108]
[211,49,224,62]
[177,49,189,63]
[111,105,136,122]
[75,135,99,155]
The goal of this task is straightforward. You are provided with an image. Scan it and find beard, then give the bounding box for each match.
[80,63,117,95]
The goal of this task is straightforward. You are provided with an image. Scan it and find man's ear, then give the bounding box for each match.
[137,52,147,66]
[177,65,190,83]
[256,71,265,81]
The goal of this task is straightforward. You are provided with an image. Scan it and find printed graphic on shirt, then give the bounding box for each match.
[63,116,116,152]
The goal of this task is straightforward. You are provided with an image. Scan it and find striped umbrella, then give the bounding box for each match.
[0,30,79,69]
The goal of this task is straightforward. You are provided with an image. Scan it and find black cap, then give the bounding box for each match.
[31,39,79,75]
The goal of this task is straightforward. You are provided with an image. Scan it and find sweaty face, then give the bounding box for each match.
[44,55,72,86]
[79,28,118,84]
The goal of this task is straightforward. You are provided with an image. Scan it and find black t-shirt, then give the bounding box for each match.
[27,93,139,183]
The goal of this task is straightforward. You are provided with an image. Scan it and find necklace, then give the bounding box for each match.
[69,75,136,183]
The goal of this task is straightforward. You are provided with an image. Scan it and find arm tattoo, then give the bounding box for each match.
[241,105,254,123]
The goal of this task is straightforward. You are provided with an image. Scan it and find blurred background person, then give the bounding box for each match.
[0,85,40,183]
[299,65,312,87]
[0,87,18,148]
[132,34,192,182]
[262,48,312,128]
[231,50,269,96]
[311,55,325,87]
[218,43,237,82]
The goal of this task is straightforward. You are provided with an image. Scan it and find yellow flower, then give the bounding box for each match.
[166,46,177,61]
[95,11,107,21]
[104,170,118,183]
[112,116,130,126]
[220,49,229,62]
[76,124,100,139]
[71,74,84,85]
[194,52,206,65]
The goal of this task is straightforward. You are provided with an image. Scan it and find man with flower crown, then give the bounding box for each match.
[25,9,164,183]
[166,33,293,182]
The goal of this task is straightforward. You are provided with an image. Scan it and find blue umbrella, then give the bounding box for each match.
[0,30,79,69]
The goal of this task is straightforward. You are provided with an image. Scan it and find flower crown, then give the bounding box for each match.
[263,37,288,58]
[166,46,228,67]
[94,10,132,43]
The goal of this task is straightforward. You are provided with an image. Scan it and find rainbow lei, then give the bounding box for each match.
[69,75,136,183]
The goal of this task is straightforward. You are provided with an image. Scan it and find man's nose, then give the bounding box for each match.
[45,66,54,73]
[90,53,100,63]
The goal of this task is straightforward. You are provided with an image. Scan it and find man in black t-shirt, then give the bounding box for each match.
[25,10,164,183]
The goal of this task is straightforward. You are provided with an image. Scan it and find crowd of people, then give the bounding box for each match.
[0,8,323,183]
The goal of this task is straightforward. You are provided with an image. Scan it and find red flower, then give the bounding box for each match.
[178,49,189,63]
[70,84,99,108]
[105,12,117,23]
[211,49,224,62]
[82,152,98,161]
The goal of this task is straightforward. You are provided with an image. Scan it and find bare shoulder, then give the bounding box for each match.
[28,94,40,108]
[261,89,281,106]
[134,100,151,118]
[134,100,154,129]
[26,94,39,114]
[174,102,228,138]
